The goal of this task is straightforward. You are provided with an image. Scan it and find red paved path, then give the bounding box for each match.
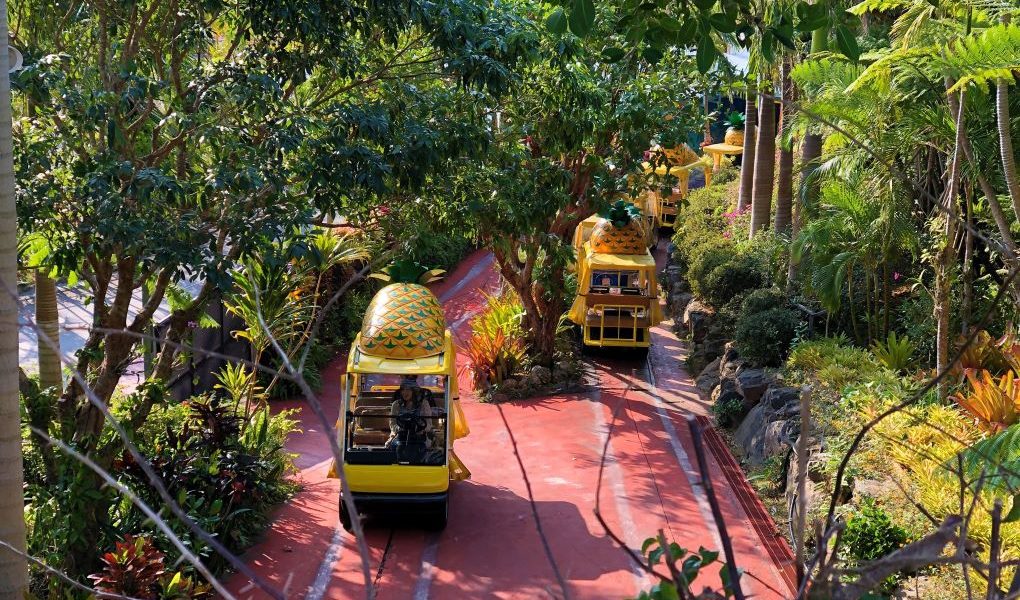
[225,245,796,600]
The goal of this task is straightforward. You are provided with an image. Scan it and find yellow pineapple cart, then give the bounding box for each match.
[328,264,470,530]
[567,201,664,352]
[642,144,711,229]
[572,200,656,253]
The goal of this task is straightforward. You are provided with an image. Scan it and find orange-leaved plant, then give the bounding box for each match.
[954,369,1020,433]
[89,535,212,599]
[465,291,526,390]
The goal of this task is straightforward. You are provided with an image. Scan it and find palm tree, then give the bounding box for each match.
[749,80,777,236]
[0,2,29,594]
[737,84,757,211]
[775,55,795,232]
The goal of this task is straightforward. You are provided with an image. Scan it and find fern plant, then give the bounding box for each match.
[943,23,1020,93]
[957,423,1020,521]
[871,331,916,373]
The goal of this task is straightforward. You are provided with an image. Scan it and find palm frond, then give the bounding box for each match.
[943,23,1020,93]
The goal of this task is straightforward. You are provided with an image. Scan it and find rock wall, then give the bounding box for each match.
[661,243,830,548]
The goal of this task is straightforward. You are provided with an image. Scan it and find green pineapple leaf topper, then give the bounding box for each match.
[599,200,642,229]
[370,259,446,284]
[725,111,745,130]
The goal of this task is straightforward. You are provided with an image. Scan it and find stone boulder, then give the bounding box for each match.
[711,376,741,405]
[720,356,745,379]
[734,404,767,462]
[736,368,772,409]
[761,386,802,420]
[701,335,727,365]
[733,386,805,465]
[683,300,714,342]
[663,264,684,287]
[719,342,739,374]
[695,358,721,395]
[529,365,552,386]
[668,291,694,318]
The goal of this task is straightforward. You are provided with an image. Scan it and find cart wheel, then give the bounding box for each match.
[427,497,449,531]
[339,495,353,532]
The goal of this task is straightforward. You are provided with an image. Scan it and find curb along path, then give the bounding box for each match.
[226,247,796,599]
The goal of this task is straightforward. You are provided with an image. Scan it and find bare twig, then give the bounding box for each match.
[17,300,284,600]
[796,386,812,579]
[686,416,745,600]
[988,501,1004,600]
[251,283,376,599]
[833,516,962,600]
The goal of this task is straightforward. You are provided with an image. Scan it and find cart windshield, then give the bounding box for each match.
[343,375,449,466]
[589,270,647,295]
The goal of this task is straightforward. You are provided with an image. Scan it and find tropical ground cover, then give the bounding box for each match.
[4,0,1020,599]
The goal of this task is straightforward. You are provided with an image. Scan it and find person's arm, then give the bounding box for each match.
[388,400,400,442]
[421,402,433,433]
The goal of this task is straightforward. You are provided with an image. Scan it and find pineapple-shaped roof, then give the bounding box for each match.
[655,143,700,166]
[590,200,646,255]
[359,260,448,359]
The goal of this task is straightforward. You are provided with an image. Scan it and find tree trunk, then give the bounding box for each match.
[737,86,757,211]
[997,15,1020,223]
[775,57,795,233]
[35,270,62,395]
[936,87,966,401]
[0,5,29,594]
[703,90,712,146]
[788,134,822,284]
[962,184,974,334]
[749,87,776,236]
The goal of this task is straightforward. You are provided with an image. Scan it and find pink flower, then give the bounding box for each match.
[893,272,902,281]
[722,231,732,239]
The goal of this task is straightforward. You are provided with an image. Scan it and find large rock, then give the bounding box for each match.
[701,336,727,366]
[763,419,797,459]
[683,300,714,342]
[735,410,796,465]
[711,377,741,405]
[736,368,772,408]
[720,356,745,379]
[696,358,721,395]
[663,264,684,286]
[719,342,739,375]
[762,386,802,420]
[530,365,552,385]
[668,291,694,318]
[734,403,767,462]
[733,386,806,465]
